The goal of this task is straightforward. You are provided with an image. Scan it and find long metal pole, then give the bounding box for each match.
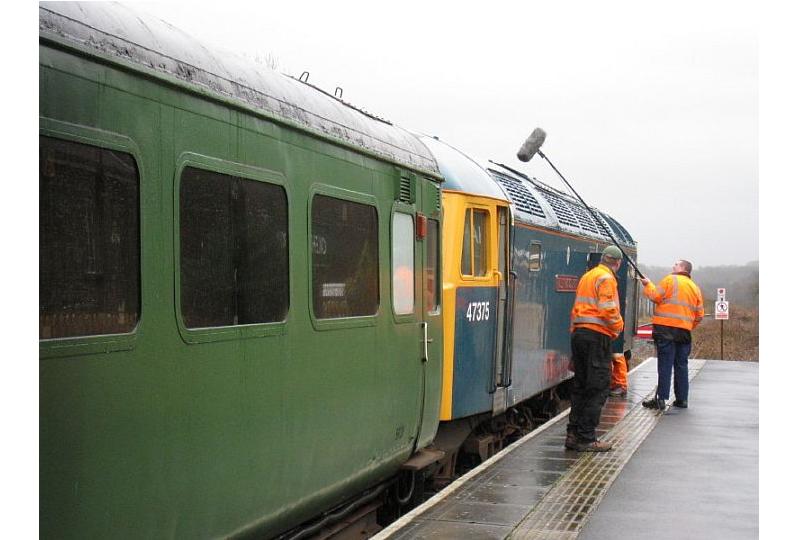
[720,319,724,360]
[537,150,645,279]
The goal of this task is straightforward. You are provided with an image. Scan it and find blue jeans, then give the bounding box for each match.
[655,338,691,401]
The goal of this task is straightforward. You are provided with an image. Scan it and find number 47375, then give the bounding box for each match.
[465,301,490,322]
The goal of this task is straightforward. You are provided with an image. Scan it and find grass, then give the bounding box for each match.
[691,306,759,361]
[631,306,759,364]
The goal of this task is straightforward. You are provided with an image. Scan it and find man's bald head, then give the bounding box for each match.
[674,260,693,274]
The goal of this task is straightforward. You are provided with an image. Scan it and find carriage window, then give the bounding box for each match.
[180,167,288,328]
[425,219,441,313]
[39,136,140,339]
[461,208,489,277]
[312,195,379,318]
[392,213,415,315]
[529,242,542,271]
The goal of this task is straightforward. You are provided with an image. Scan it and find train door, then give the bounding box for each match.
[492,206,513,416]
[388,186,443,503]
[417,206,443,448]
[449,202,498,419]
[392,172,443,453]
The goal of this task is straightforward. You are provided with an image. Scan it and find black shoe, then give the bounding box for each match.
[672,400,688,408]
[574,439,613,452]
[642,397,666,411]
[565,433,578,450]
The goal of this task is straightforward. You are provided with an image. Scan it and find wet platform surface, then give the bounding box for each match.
[374,358,758,539]
[578,360,758,540]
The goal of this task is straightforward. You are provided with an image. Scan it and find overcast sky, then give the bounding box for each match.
[132,0,758,267]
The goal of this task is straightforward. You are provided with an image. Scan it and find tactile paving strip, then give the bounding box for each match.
[508,359,706,539]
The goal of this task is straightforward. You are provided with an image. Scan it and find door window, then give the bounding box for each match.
[461,208,489,277]
[392,212,415,315]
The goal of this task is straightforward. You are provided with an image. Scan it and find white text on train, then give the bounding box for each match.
[465,301,491,322]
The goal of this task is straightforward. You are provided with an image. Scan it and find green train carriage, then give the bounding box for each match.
[40,2,443,538]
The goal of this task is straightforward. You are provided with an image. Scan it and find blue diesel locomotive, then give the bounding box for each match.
[419,136,637,476]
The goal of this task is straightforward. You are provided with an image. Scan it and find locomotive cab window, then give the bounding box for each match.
[461,208,489,277]
[39,136,140,340]
[311,195,379,319]
[180,167,288,328]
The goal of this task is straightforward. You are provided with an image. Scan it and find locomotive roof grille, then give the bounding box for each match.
[489,170,547,219]
[565,199,601,234]
[487,162,635,247]
[537,189,580,228]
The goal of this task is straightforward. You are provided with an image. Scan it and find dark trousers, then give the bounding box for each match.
[655,337,692,401]
[568,328,612,442]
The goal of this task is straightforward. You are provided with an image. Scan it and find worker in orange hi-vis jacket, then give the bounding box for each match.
[640,259,704,412]
[566,245,625,453]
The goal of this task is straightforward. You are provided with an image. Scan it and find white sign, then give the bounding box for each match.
[715,300,729,320]
[322,283,346,298]
[717,288,726,302]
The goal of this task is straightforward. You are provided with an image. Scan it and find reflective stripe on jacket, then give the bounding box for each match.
[644,273,704,330]
[570,264,624,338]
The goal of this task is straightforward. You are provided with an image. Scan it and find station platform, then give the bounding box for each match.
[374,358,758,540]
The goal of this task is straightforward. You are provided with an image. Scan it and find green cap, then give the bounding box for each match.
[602,245,623,260]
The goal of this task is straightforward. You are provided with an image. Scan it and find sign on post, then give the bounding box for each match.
[715,300,729,320]
[715,294,730,360]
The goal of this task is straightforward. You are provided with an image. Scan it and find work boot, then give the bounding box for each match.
[609,386,627,398]
[642,397,666,411]
[574,439,613,452]
[672,399,688,408]
[565,432,578,450]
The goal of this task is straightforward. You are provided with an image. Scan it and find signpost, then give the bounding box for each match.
[715,289,729,359]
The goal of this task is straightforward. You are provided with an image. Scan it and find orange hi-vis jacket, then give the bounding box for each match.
[643,273,704,330]
[570,264,624,338]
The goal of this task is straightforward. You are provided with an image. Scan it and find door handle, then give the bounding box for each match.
[421,322,433,362]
